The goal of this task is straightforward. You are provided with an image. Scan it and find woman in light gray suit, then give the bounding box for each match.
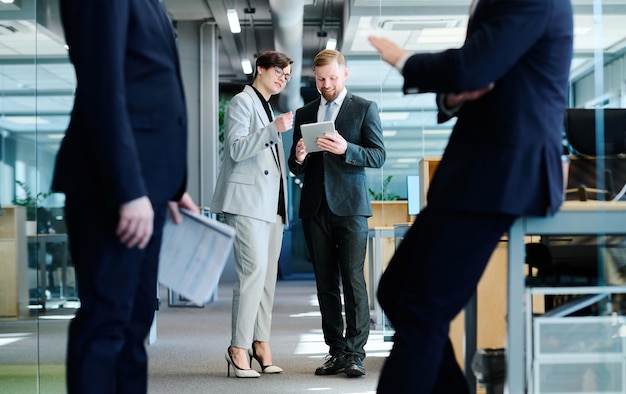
[211,51,293,378]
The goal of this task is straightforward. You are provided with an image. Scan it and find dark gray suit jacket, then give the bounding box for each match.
[288,93,385,219]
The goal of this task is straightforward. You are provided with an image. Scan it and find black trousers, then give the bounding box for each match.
[65,198,167,394]
[377,207,516,394]
[302,199,370,359]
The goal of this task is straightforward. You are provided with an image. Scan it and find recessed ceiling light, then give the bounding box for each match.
[227,9,241,34]
[241,58,253,74]
[423,129,451,135]
[4,116,50,125]
[574,27,591,36]
[416,28,465,44]
[379,112,409,120]
[326,38,337,50]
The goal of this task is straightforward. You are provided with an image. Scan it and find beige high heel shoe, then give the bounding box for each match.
[249,347,283,374]
[225,349,260,378]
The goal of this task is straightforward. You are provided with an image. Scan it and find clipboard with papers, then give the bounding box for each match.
[300,121,335,153]
[158,208,236,306]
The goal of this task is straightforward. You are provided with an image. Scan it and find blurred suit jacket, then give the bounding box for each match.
[404,0,573,217]
[52,0,187,206]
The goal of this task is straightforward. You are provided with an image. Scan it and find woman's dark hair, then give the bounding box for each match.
[254,51,293,77]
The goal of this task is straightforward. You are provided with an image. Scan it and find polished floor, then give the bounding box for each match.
[0,280,393,393]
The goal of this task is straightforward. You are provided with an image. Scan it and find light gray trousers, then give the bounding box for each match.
[224,213,283,348]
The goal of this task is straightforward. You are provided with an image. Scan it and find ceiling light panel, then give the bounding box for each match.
[241,58,253,74]
[373,17,462,30]
[415,27,465,45]
[226,9,241,34]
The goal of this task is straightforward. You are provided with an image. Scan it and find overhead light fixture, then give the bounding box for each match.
[227,9,241,34]
[241,58,253,74]
[0,0,15,3]
[326,38,337,51]
[4,116,50,125]
[416,27,465,44]
[379,112,410,121]
[423,128,452,135]
[574,27,591,36]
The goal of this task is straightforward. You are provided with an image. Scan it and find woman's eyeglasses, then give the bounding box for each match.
[274,66,291,83]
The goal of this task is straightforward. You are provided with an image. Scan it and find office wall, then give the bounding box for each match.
[572,54,626,108]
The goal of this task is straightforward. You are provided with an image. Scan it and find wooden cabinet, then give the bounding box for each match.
[0,206,29,318]
[368,200,412,228]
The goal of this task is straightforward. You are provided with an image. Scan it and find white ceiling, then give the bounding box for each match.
[1,0,626,188]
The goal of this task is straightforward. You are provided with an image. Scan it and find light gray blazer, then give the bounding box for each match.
[211,85,288,224]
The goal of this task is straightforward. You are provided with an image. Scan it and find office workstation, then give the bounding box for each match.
[0,206,74,315]
[367,106,626,392]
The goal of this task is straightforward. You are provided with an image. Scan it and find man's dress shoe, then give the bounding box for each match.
[315,354,347,375]
[345,354,366,377]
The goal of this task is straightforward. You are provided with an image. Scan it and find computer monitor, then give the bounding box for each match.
[406,175,420,216]
[564,108,626,156]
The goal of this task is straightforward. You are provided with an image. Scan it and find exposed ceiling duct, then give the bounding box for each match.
[269,0,304,113]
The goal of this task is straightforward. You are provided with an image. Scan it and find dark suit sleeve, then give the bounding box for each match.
[402,0,551,94]
[62,1,147,205]
[343,100,385,169]
[435,93,459,124]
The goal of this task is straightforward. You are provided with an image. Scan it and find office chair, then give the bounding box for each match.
[525,109,626,310]
[563,108,626,201]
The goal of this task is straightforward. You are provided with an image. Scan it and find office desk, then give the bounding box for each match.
[27,233,69,308]
[506,201,626,393]
[367,226,396,329]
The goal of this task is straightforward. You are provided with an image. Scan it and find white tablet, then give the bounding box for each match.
[300,121,335,153]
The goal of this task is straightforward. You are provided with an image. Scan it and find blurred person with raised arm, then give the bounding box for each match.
[368,0,573,392]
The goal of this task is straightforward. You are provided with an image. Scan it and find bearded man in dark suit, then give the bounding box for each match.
[288,49,385,377]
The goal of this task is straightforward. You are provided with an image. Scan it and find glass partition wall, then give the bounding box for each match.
[0,1,73,392]
[359,0,465,366]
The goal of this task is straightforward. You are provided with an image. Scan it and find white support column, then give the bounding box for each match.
[175,21,219,208]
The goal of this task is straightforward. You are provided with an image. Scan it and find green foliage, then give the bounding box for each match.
[218,97,230,158]
[368,175,399,201]
[11,180,52,220]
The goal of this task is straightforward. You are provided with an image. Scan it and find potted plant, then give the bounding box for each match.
[11,180,52,234]
[218,96,229,159]
[368,175,399,201]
